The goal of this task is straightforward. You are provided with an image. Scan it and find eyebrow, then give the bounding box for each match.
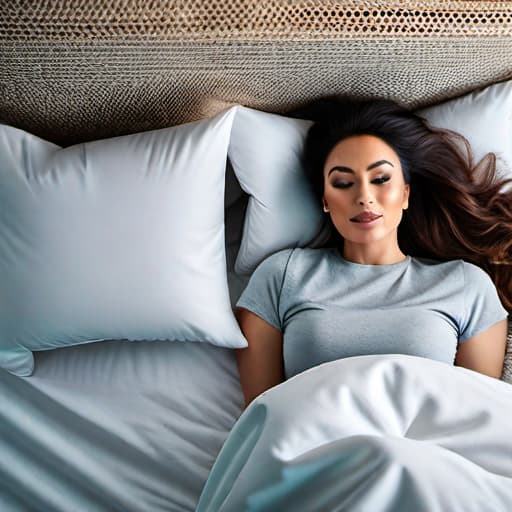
[328,160,394,176]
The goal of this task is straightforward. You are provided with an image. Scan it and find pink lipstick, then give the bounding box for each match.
[350,210,383,225]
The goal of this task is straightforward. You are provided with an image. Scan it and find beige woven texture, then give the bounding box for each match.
[504,324,512,383]
[2,1,512,40]
[1,1,512,145]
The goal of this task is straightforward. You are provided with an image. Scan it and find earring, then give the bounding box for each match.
[323,206,329,213]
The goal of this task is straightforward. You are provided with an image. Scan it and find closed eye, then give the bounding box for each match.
[374,176,390,184]
[333,176,391,189]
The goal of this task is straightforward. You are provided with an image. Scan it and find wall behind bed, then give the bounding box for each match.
[1,0,512,146]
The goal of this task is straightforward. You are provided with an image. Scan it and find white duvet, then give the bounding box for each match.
[197,354,512,512]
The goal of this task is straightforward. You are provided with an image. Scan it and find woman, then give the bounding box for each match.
[234,96,512,410]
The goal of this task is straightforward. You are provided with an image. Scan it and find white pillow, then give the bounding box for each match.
[0,107,247,377]
[417,79,512,193]
[228,106,323,275]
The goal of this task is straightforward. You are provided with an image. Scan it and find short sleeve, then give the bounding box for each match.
[459,261,509,343]
[235,248,294,330]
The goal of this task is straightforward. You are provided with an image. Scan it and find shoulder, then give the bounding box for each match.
[411,257,497,294]
[249,248,296,279]
[460,260,496,288]
[284,246,334,270]
[410,255,462,279]
[259,246,330,266]
[258,247,295,268]
[252,247,332,281]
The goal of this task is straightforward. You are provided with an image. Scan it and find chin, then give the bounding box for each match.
[343,230,389,243]
[343,226,392,243]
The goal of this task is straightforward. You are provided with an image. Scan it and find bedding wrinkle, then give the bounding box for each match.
[249,436,401,512]
[196,403,267,512]
[19,135,51,188]
[79,143,88,187]
[17,340,245,511]
[332,437,426,512]
[404,395,491,443]
[0,371,167,511]
[270,385,390,463]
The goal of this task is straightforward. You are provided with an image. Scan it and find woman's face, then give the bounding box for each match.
[322,134,410,246]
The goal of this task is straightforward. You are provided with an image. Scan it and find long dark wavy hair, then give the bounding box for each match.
[286,95,512,314]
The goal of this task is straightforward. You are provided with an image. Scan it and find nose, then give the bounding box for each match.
[356,182,375,205]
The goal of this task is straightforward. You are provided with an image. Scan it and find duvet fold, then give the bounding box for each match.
[197,354,512,512]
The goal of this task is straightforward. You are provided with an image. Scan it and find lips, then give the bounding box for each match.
[350,211,383,223]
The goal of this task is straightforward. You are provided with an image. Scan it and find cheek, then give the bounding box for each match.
[324,187,343,205]
[380,186,405,205]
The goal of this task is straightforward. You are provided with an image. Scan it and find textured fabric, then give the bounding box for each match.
[3,1,512,41]
[0,107,247,377]
[236,247,509,379]
[197,354,512,512]
[2,2,512,146]
[504,321,512,383]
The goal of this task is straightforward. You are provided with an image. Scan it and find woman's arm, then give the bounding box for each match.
[454,318,508,379]
[234,306,285,410]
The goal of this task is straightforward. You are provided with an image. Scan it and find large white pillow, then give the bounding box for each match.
[228,82,512,275]
[0,107,247,377]
[228,106,322,275]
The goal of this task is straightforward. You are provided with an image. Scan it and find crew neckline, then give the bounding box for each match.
[330,247,411,268]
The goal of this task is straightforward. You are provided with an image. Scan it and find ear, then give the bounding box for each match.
[402,184,410,210]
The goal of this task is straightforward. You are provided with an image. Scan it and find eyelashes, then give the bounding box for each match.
[367,176,390,186]
[332,176,391,189]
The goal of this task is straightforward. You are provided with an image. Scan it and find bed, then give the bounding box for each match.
[1,1,512,511]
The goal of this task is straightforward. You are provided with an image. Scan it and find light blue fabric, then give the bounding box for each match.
[236,247,509,379]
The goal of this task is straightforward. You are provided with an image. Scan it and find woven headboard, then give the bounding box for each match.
[1,1,512,146]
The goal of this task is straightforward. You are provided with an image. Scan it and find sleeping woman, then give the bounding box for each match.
[234,96,512,410]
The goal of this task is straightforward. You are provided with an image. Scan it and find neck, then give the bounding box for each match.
[340,241,407,266]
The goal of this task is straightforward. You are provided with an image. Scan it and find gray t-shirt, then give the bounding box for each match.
[236,247,509,379]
